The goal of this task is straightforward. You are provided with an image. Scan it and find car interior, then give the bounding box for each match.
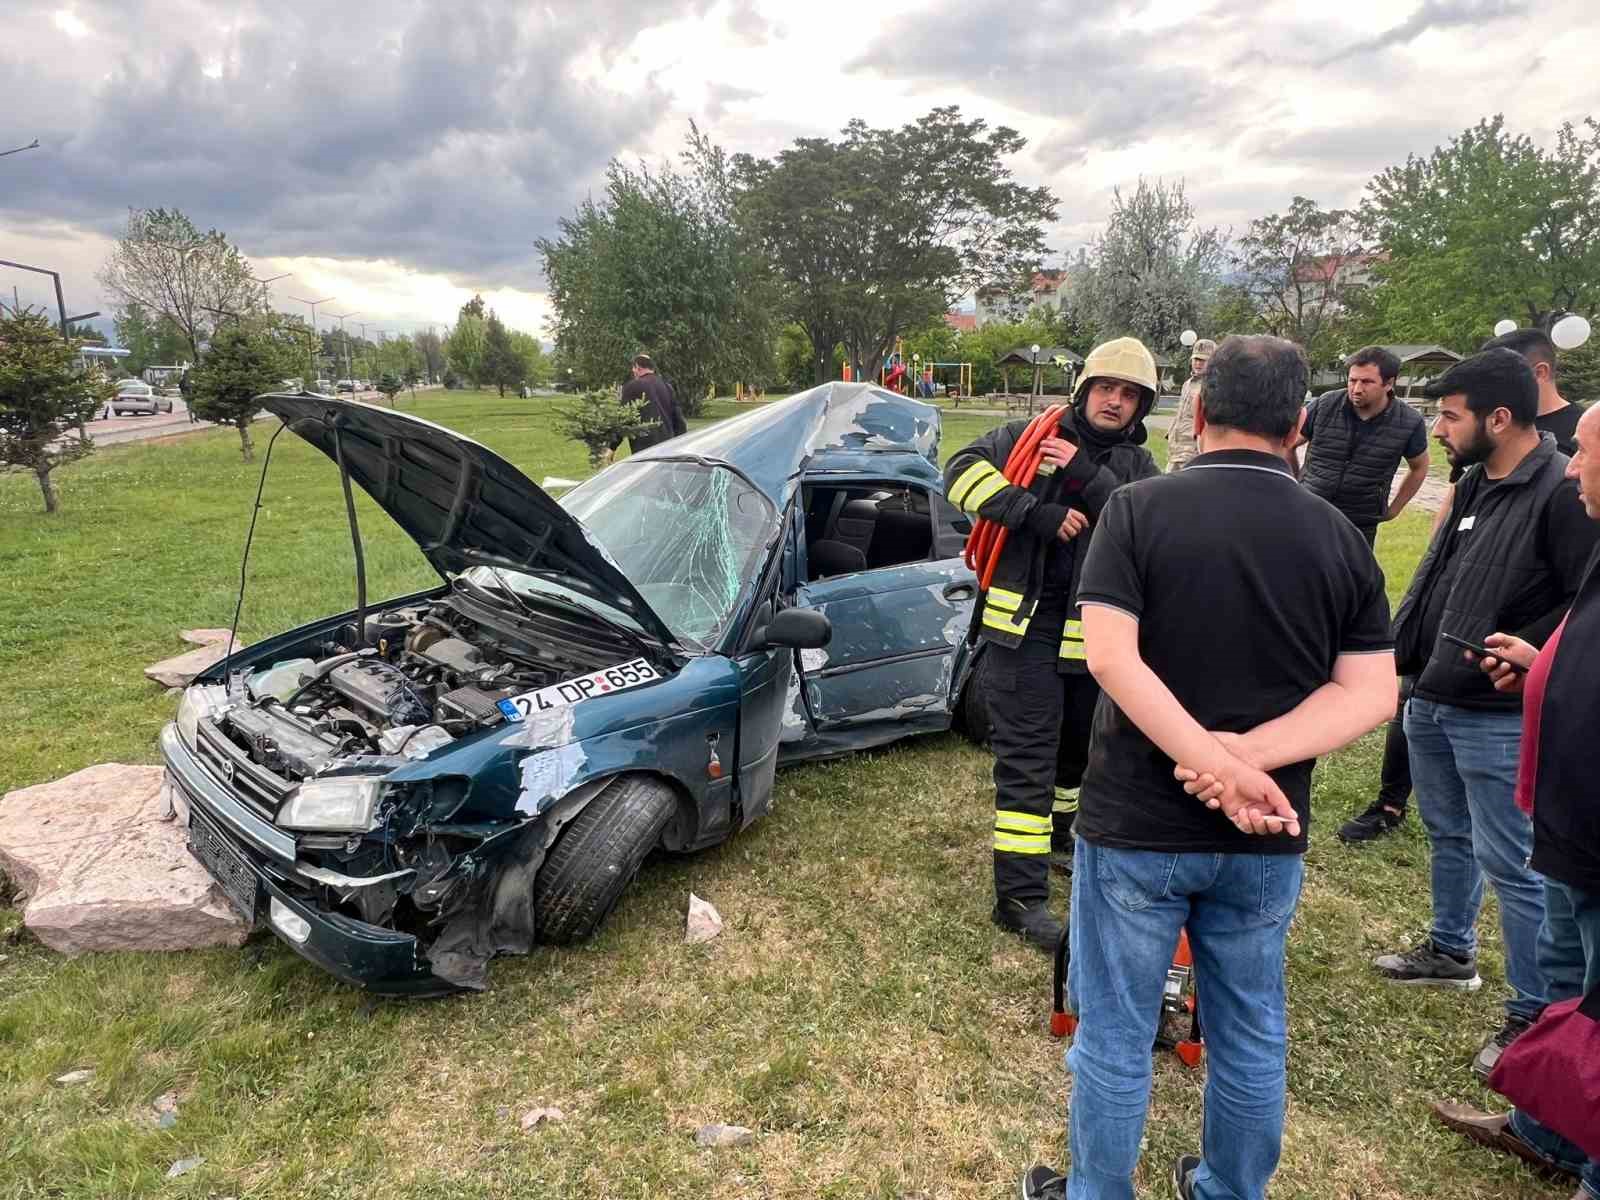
[801,483,971,581]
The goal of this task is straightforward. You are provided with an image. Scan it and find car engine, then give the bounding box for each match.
[200,589,637,787]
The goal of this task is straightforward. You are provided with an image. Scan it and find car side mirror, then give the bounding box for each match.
[755,607,831,650]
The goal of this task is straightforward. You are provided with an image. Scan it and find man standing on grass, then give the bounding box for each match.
[1346,327,1588,845]
[1299,345,1431,546]
[1019,335,1397,1200]
[1373,348,1599,1080]
[1431,400,1600,1200]
[1164,338,1215,472]
[617,353,687,453]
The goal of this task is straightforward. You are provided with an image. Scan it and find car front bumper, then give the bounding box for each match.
[160,723,454,995]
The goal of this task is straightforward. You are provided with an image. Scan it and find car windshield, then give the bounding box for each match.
[557,460,777,646]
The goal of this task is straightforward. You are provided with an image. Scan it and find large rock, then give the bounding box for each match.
[0,764,250,955]
[145,629,239,689]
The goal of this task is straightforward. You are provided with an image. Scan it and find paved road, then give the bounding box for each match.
[85,389,390,447]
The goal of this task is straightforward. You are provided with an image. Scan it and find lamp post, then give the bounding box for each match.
[371,330,390,383]
[332,311,359,390]
[1,139,40,158]
[289,295,334,381]
[250,272,290,314]
[1030,342,1041,402]
[0,258,97,335]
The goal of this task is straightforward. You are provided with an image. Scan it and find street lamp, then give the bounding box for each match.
[1,139,40,158]
[1030,342,1041,400]
[332,311,359,389]
[250,272,291,314]
[289,295,334,380]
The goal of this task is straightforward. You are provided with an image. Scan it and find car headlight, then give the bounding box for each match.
[278,777,385,833]
[176,684,229,749]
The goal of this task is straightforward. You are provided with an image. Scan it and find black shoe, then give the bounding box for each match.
[1338,800,1405,843]
[1473,1013,1534,1081]
[1171,1154,1201,1200]
[1019,1164,1067,1200]
[1373,940,1482,989]
[993,899,1064,955]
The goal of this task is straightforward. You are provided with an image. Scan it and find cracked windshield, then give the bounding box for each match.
[559,460,775,645]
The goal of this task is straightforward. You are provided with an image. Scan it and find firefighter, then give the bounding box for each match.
[945,337,1161,951]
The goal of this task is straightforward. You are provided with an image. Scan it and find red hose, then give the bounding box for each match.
[963,405,1068,591]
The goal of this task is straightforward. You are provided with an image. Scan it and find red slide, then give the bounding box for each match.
[882,361,906,391]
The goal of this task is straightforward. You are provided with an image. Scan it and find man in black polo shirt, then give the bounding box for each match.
[1019,336,1397,1200]
[617,353,687,452]
[1300,345,1431,546]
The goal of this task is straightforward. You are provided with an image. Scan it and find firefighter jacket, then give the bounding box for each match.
[944,406,1159,671]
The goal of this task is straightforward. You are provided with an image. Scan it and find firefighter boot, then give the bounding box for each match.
[992,896,1064,954]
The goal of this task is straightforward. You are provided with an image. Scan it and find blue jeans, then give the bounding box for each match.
[1510,880,1600,1199]
[1064,840,1304,1200]
[1404,698,1548,1021]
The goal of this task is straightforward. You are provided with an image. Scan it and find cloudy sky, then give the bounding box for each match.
[3,0,1596,340]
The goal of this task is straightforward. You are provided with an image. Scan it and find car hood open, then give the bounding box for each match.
[259,393,680,650]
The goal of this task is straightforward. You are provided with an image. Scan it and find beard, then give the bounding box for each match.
[1444,420,1495,469]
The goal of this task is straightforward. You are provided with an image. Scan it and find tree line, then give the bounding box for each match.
[541,110,1600,401]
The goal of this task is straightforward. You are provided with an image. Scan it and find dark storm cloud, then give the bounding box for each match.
[1318,0,1526,64]
[0,0,713,290]
[847,3,1251,162]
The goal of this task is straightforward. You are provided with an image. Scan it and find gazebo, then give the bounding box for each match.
[1379,345,1463,398]
[991,346,1084,414]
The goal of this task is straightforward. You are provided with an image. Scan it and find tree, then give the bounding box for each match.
[1071,177,1227,356]
[0,309,114,513]
[114,301,191,375]
[735,107,1058,386]
[480,313,525,397]
[377,372,403,406]
[190,317,302,461]
[1234,197,1367,368]
[98,207,258,362]
[1362,116,1600,346]
[555,391,647,469]
[445,315,486,387]
[539,124,776,414]
[508,330,547,386]
[459,294,487,321]
[412,329,444,381]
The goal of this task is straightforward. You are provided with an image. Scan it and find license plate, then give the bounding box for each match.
[188,809,260,924]
[499,657,660,721]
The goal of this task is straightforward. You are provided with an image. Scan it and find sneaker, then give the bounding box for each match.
[1374,940,1482,989]
[1473,1014,1533,1081]
[1171,1154,1201,1200]
[1338,800,1405,843]
[1431,1102,1579,1180]
[993,899,1064,955]
[1019,1164,1067,1200]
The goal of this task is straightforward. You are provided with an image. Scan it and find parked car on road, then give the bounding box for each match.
[314,379,335,394]
[163,383,983,993]
[107,379,174,416]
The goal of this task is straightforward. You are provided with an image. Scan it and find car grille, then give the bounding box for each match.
[195,719,293,816]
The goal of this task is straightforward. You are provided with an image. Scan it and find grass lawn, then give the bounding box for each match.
[0,392,1546,1199]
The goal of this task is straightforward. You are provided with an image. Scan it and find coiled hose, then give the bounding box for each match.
[962,404,1069,591]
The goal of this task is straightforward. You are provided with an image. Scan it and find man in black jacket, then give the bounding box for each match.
[618,353,687,453]
[1373,348,1599,1078]
[1430,401,1600,1200]
[944,337,1160,951]
[1299,345,1431,545]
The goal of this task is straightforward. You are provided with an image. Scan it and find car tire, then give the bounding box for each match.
[535,774,677,944]
[956,659,993,746]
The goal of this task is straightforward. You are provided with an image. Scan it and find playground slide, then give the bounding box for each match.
[882,362,906,391]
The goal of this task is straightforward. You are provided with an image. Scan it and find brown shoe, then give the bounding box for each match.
[1430,1102,1579,1180]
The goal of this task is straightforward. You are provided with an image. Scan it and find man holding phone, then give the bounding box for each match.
[1431,401,1600,1200]
[1374,349,1598,1079]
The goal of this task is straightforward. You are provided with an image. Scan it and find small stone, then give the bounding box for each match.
[165,1156,203,1179]
[520,1106,565,1130]
[55,1068,94,1085]
[694,1123,753,1148]
[157,1112,177,1130]
[685,893,723,945]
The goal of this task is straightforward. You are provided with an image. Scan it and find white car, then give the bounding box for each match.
[107,379,174,417]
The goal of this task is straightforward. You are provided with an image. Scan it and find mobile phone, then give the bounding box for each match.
[1441,632,1528,673]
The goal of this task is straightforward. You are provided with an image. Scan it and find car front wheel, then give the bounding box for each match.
[534,774,677,944]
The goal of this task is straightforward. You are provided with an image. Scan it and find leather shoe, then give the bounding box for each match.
[1431,1102,1579,1180]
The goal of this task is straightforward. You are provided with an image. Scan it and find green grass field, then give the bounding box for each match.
[0,392,1545,1199]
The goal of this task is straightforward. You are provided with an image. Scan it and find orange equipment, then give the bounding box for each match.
[961,404,1067,591]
